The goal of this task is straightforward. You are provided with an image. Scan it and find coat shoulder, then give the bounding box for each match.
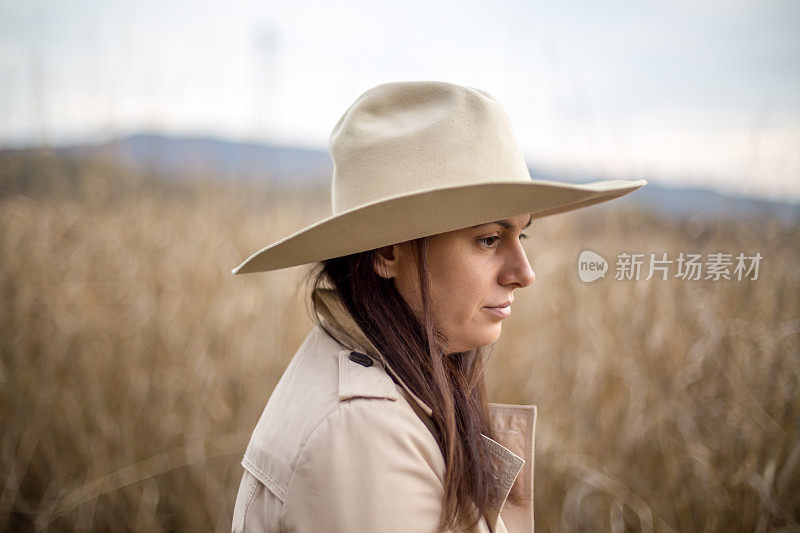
[278,394,448,532]
[240,325,414,503]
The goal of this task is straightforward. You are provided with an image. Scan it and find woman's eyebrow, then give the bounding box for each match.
[471,217,533,230]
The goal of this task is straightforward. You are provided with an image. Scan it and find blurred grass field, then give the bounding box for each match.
[1,152,798,531]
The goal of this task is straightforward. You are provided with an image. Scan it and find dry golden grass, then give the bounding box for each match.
[1,156,798,531]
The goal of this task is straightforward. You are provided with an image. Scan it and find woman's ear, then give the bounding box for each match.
[374,245,398,279]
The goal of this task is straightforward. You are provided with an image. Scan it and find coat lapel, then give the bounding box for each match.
[487,404,536,533]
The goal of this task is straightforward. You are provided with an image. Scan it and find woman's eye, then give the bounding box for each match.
[479,236,501,248]
[479,233,528,248]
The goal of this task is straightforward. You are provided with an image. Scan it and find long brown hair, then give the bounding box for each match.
[304,236,522,531]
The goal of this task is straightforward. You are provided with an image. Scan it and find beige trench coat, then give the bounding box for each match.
[232,288,537,532]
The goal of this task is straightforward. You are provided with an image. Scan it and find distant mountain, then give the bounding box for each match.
[621,182,799,223]
[3,133,798,223]
[59,133,333,185]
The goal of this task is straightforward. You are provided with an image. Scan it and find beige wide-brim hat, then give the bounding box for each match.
[232,81,646,274]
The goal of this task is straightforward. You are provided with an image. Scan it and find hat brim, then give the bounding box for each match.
[232,178,647,274]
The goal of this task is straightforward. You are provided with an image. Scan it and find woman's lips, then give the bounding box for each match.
[484,305,511,319]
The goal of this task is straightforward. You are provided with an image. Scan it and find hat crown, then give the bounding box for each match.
[329,81,531,214]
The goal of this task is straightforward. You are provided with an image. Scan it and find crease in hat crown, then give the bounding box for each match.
[328,81,532,214]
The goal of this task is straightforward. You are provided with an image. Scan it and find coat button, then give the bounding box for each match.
[349,351,373,367]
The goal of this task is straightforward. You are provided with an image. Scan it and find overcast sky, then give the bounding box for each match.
[1,0,798,200]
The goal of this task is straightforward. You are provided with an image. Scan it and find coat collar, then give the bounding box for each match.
[313,287,435,417]
[311,287,527,532]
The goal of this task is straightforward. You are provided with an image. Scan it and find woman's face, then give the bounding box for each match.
[375,213,535,354]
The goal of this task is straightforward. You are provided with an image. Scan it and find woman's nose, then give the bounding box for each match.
[501,244,535,288]
[516,256,535,288]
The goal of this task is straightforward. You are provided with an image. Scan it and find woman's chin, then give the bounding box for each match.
[450,328,502,353]
[486,320,504,339]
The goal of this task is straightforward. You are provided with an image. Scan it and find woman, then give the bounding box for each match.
[230,81,646,532]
